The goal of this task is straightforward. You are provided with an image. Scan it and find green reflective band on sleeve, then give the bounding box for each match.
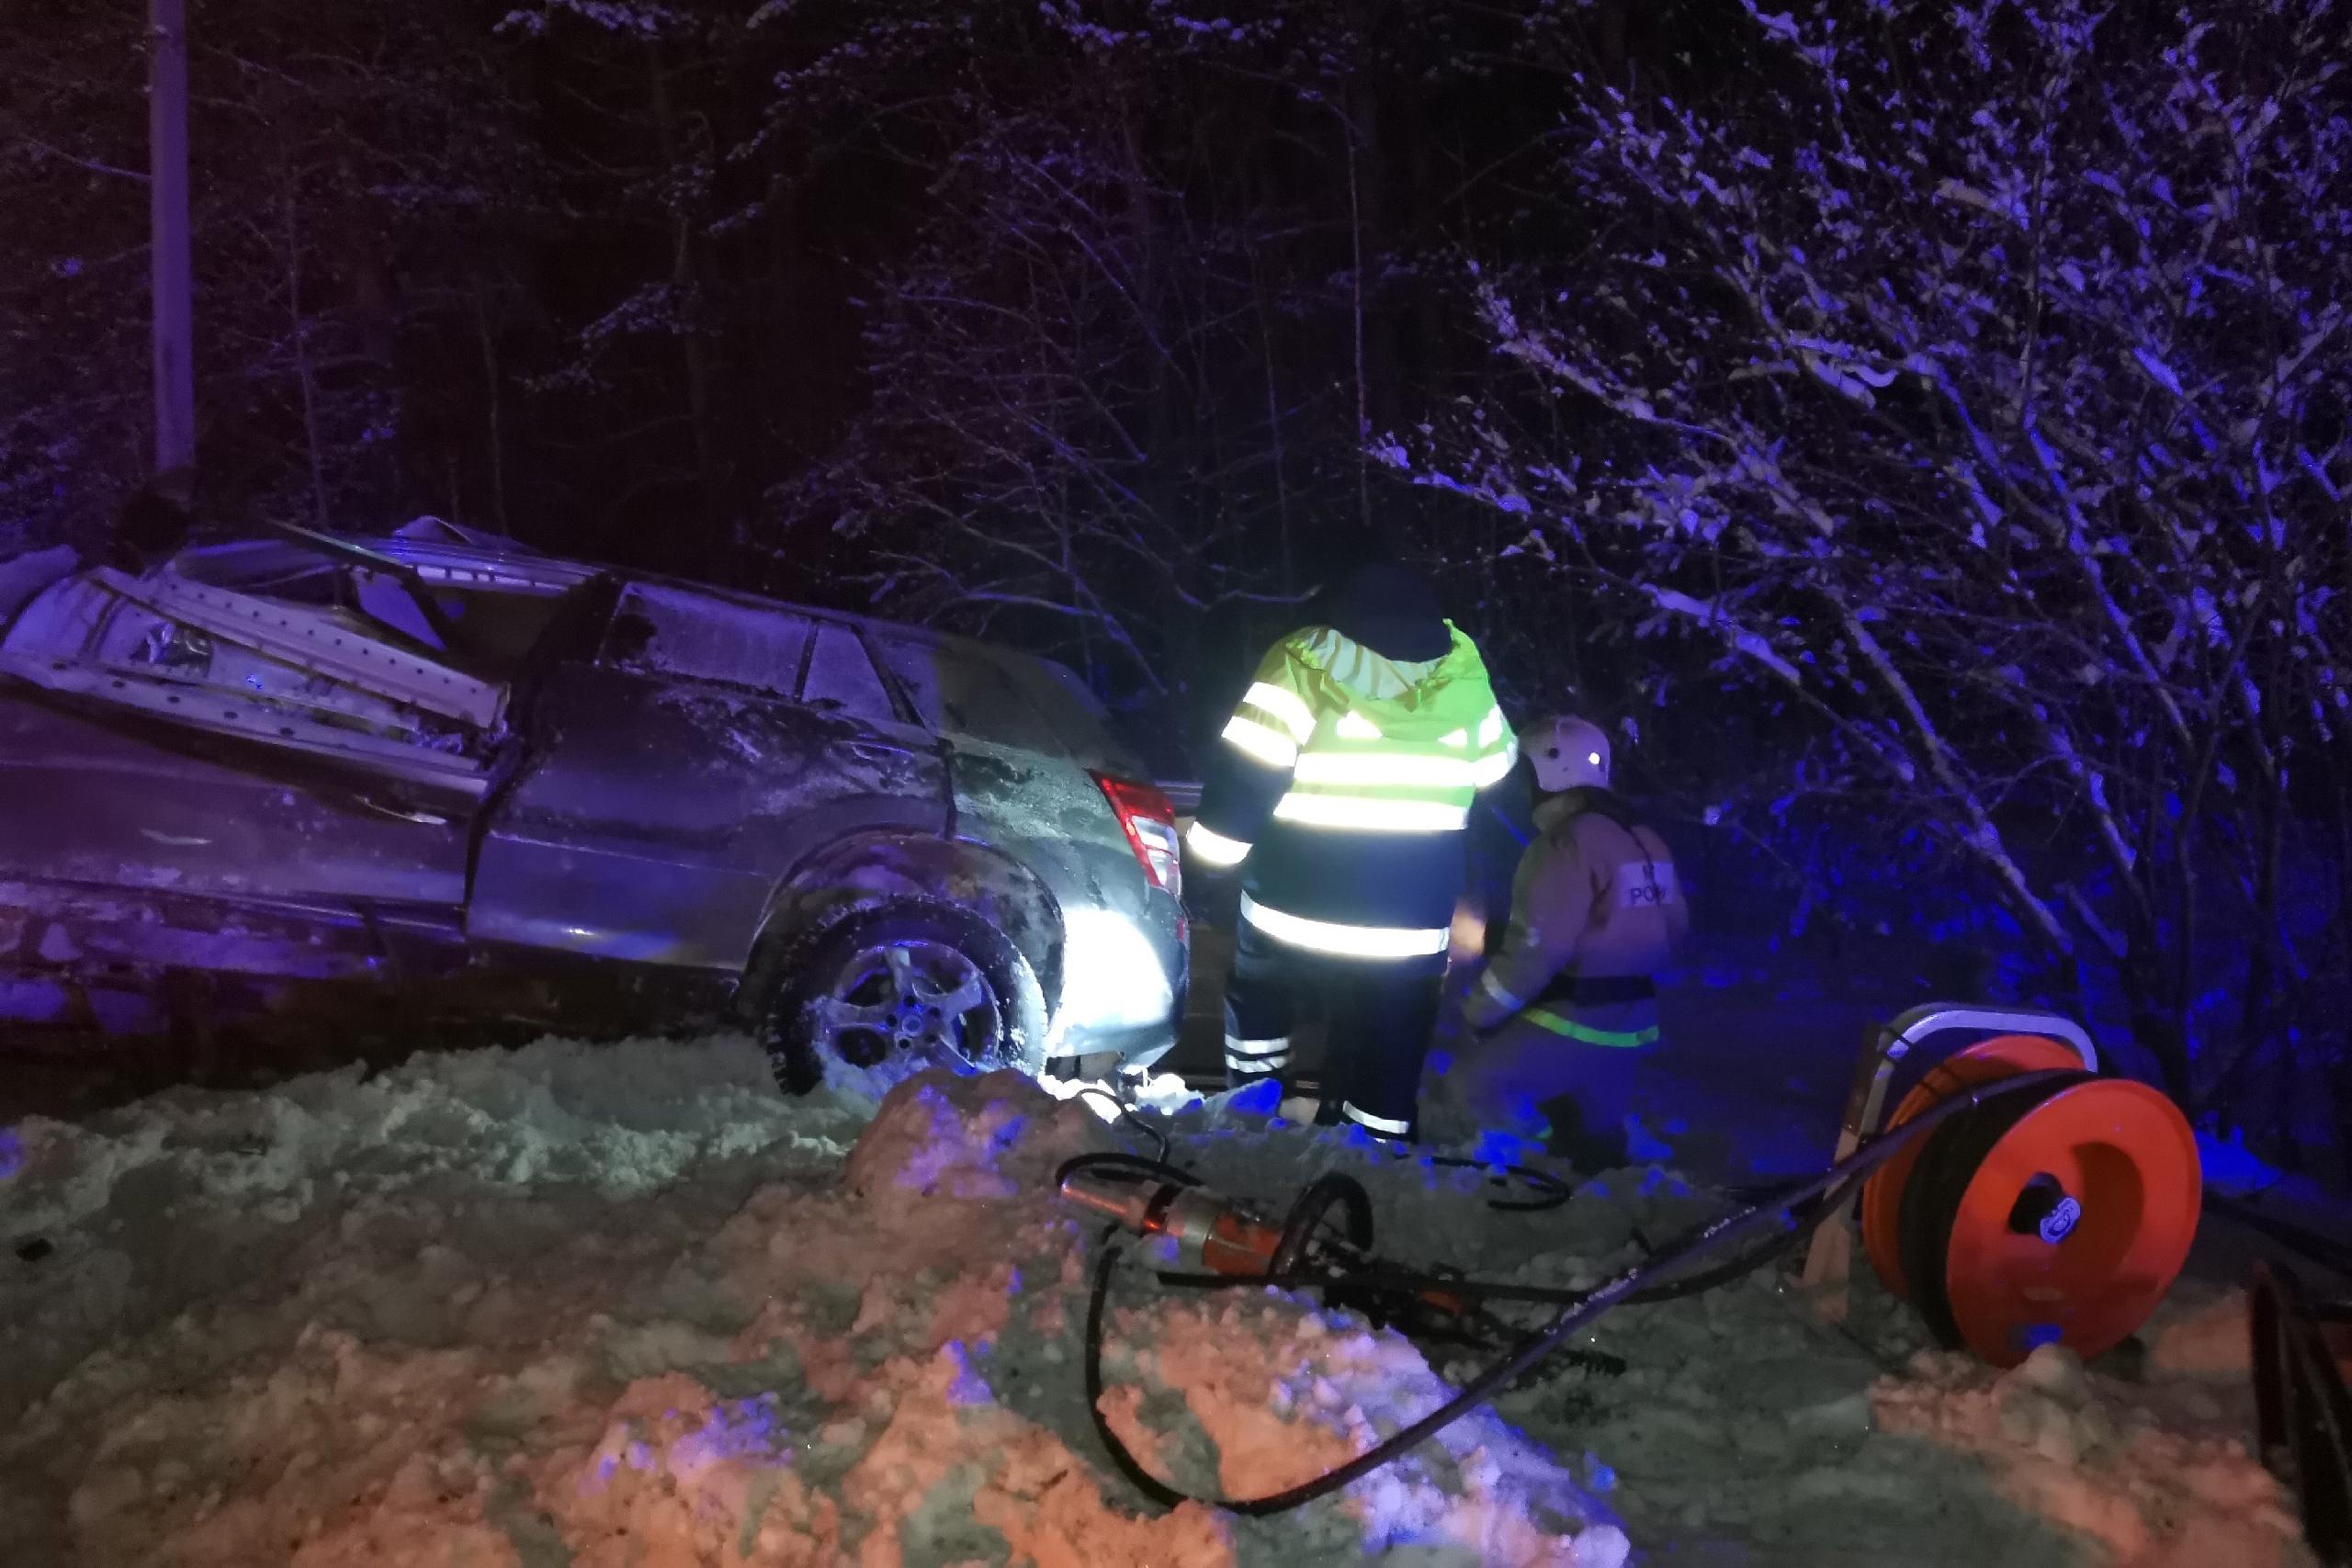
[1521,1009,1659,1048]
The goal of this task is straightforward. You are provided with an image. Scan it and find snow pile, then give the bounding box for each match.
[1459,1192,2316,1568]
[1,1044,1629,1566]
[1097,1296,1626,1564]
[1875,1334,2307,1567]
[0,1030,2324,1568]
[0,1036,870,1447]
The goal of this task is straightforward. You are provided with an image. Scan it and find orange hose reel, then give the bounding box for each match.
[1855,1030,2202,1367]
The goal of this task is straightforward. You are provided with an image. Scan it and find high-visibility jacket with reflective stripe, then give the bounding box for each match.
[1189,621,1514,953]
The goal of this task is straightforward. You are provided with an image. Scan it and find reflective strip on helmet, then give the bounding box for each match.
[1335,709,1384,740]
[1340,1101,1411,1137]
[1478,967,1526,1013]
[1239,893,1450,958]
[1242,681,1317,743]
[1272,793,1470,832]
[1292,750,1477,788]
[1221,714,1301,771]
[1476,705,1507,748]
[1438,728,1470,749]
[1469,738,1519,789]
[1185,820,1252,867]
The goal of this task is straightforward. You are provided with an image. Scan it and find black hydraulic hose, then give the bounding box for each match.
[1147,1174,1838,1309]
[1419,1153,1580,1212]
[1270,1172,1375,1278]
[1057,1150,1205,1190]
[1257,1196,1835,1311]
[1078,1066,2080,1518]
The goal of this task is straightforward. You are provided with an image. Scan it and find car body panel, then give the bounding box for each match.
[0,654,476,915]
[467,660,950,971]
[0,526,1184,1065]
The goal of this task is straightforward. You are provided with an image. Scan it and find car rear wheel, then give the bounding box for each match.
[759,903,1046,1096]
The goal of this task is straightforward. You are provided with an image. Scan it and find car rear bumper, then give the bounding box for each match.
[1052,1017,1180,1066]
[1042,890,1186,1064]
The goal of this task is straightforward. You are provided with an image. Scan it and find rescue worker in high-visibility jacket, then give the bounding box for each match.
[1452,715,1689,1170]
[1185,563,1516,1142]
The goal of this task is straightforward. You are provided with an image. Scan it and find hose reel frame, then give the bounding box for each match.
[1801,1002,2200,1367]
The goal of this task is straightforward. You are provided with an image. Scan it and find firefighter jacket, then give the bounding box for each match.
[1461,786,1688,1045]
[1186,620,1515,959]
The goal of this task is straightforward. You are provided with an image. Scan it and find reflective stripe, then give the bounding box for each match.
[1186,820,1252,867]
[1243,682,1317,743]
[1477,705,1507,747]
[1478,967,1526,1013]
[1523,1009,1659,1048]
[1223,1035,1291,1060]
[1341,1101,1411,1137]
[1335,710,1384,739]
[1469,739,1518,789]
[1293,750,1478,788]
[1439,728,1470,749]
[1221,714,1300,770]
[1239,894,1450,958]
[1227,1052,1291,1074]
[1273,793,1468,833]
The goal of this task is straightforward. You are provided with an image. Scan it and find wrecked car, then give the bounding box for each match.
[0,521,1186,1091]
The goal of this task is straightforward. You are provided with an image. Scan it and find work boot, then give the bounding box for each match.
[1542,1094,1630,1176]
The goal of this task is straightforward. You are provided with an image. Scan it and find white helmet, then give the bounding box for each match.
[1525,714,1611,794]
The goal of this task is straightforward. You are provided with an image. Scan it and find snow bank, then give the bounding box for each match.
[0,1043,1631,1566]
[0,1032,2318,1567]
[1875,1337,2307,1567]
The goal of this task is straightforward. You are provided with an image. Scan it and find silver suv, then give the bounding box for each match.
[0,521,1187,1090]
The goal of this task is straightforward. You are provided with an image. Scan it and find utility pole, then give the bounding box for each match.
[149,0,194,475]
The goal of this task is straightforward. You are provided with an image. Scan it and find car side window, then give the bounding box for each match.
[601,581,810,698]
[800,622,897,722]
[868,634,1062,754]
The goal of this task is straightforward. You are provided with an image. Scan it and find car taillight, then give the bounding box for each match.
[1093,773,1182,899]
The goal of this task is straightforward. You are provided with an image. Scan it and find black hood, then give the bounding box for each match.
[1306,562,1451,664]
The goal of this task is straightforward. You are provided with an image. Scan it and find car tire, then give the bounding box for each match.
[756,901,1047,1097]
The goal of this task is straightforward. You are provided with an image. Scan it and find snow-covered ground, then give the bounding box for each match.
[0,1034,2318,1566]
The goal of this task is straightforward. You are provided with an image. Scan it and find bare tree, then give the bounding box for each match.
[1390,0,2352,1127]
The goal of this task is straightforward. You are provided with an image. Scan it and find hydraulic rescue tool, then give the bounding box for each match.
[1057,1156,1490,1343]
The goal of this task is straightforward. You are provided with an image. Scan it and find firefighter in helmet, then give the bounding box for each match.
[1185,562,1516,1142]
[1450,714,1689,1170]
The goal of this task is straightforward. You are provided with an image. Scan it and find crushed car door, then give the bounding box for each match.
[465,581,951,974]
[0,559,502,928]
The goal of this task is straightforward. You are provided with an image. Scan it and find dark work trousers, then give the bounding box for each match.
[1221,915,1447,1140]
